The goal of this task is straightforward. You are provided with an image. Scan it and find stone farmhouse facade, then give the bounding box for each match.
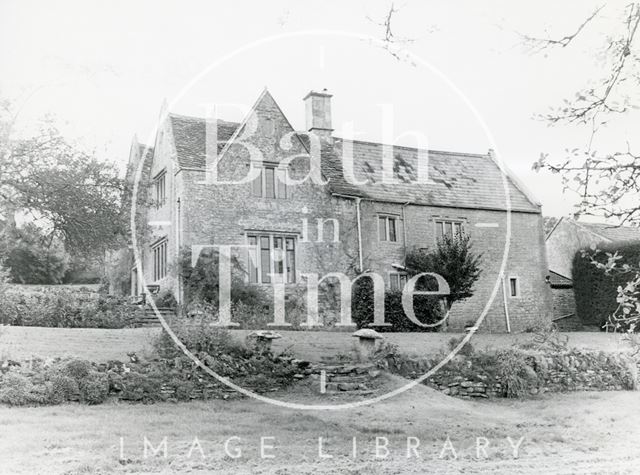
[545,217,640,329]
[124,88,552,332]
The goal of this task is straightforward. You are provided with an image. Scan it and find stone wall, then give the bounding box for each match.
[360,201,553,332]
[550,287,578,326]
[379,348,638,399]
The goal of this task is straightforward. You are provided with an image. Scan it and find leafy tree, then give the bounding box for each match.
[2,224,68,284]
[0,99,130,258]
[404,233,482,307]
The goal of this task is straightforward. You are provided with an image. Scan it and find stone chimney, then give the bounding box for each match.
[303,89,333,140]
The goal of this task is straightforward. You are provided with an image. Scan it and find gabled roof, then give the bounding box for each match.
[168,113,240,169]
[124,138,154,184]
[328,139,540,213]
[577,221,640,243]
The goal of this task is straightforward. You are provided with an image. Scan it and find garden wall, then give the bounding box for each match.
[378,348,638,398]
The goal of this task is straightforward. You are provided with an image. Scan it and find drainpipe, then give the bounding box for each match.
[401,201,411,265]
[501,274,511,333]
[176,197,182,308]
[355,197,364,272]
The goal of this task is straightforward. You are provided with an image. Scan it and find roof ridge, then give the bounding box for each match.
[580,221,629,229]
[334,137,488,157]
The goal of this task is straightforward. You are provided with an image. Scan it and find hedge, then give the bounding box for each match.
[572,241,640,328]
[0,287,142,328]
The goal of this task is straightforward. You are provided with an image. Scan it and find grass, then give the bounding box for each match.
[0,379,638,474]
[0,326,637,473]
[0,325,633,362]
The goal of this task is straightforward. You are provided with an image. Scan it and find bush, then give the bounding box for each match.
[447,336,474,356]
[153,318,245,359]
[0,288,140,328]
[573,241,640,329]
[405,234,482,305]
[154,290,177,310]
[352,277,443,331]
[80,372,109,404]
[494,349,539,398]
[180,247,268,318]
[46,374,79,404]
[63,359,93,380]
[0,372,47,406]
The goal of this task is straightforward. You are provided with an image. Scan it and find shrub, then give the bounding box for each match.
[180,247,268,317]
[447,336,474,356]
[153,318,245,359]
[493,349,539,398]
[0,372,47,406]
[154,290,177,310]
[352,277,443,331]
[405,234,482,305]
[0,288,139,328]
[46,374,79,404]
[80,372,109,404]
[573,241,640,329]
[518,321,569,351]
[63,359,93,381]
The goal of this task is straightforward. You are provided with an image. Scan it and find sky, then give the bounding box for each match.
[1,0,637,219]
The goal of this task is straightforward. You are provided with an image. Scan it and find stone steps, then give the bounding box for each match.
[131,308,176,327]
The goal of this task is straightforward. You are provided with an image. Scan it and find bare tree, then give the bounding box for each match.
[526,3,640,334]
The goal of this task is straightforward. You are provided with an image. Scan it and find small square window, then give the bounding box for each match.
[389,272,408,291]
[509,277,519,297]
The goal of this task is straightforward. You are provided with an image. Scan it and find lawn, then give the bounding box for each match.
[0,325,633,363]
[1,327,638,473]
[0,378,638,474]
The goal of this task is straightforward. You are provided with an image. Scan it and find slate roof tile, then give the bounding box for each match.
[166,115,540,213]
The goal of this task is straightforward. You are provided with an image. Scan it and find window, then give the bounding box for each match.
[247,233,296,283]
[154,170,166,208]
[251,165,287,199]
[509,277,520,298]
[389,272,408,291]
[152,238,168,281]
[378,216,398,242]
[435,220,464,241]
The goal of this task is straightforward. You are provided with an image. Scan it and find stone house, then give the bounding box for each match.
[123,88,552,332]
[545,217,640,329]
